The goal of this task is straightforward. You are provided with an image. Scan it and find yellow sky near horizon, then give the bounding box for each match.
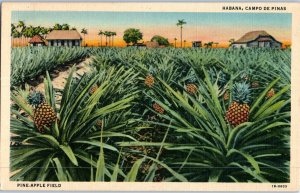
[78,26,291,48]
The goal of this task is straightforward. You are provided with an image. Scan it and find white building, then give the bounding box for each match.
[46,30,82,47]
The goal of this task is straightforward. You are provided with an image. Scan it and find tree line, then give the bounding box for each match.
[11,19,233,47]
[11,21,117,47]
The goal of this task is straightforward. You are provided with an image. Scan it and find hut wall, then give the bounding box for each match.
[272,41,282,48]
[247,41,258,47]
[231,43,247,48]
[47,39,82,46]
[145,41,159,48]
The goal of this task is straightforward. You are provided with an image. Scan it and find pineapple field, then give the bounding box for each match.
[10,47,290,182]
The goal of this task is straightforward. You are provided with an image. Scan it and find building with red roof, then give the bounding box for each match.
[28,35,45,46]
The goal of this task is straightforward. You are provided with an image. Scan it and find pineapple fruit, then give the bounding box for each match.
[266,88,275,98]
[145,74,155,88]
[225,82,251,127]
[27,92,57,133]
[89,85,99,95]
[186,83,197,95]
[153,102,164,114]
[186,69,198,95]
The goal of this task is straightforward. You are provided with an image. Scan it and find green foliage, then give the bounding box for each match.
[11,47,89,87]
[11,67,138,181]
[27,91,45,107]
[151,35,170,46]
[123,28,143,45]
[232,82,251,104]
[11,47,290,182]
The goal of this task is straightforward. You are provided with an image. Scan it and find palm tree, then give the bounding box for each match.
[11,24,16,35]
[174,38,177,48]
[214,42,219,48]
[53,23,62,30]
[11,26,21,47]
[34,26,42,36]
[204,42,213,48]
[62,23,70,30]
[184,40,187,48]
[22,26,32,39]
[104,31,109,46]
[81,28,88,46]
[11,24,16,46]
[107,31,112,46]
[111,32,117,47]
[176,19,187,48]
[40,27,49,39]
[98,30,104,47]
[17,20,26,46]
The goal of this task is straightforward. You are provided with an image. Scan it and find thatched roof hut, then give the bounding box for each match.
[234,31,270,43]
[232,30,282,48]
[28,35,45,46]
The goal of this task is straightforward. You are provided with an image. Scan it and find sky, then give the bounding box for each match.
[12,11,292,47]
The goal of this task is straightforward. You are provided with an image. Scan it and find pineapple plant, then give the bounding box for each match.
[153,102,165,114]
[186,70,198,95]
[225,82,251,127]
[208,67,229,88]
[266,88,275,98]
[27,91,57,133]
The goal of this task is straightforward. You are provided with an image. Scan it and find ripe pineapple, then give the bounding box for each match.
[89,85,99,95]
[144,74,155,88]
[27,92,57,133]
[266,88,275,98]
[186,69,198,95]
[153,102,164,114]
[225,82,251,127]
[186,83,197,95]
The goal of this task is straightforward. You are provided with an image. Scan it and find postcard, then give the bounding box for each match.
[1,2,300,191]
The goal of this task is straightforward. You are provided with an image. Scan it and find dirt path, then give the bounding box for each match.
[35,57,93,92]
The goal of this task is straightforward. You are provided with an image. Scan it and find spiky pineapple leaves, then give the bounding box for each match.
[10,66,139,181]
[10,48,291,182]
[251,79,290,120]
[11,88,34,117]
[146,67,289,182]
[44,71,56,110]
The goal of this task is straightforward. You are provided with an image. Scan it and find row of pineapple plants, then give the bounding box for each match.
[11,47,89,87]
[10,47,290,182]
